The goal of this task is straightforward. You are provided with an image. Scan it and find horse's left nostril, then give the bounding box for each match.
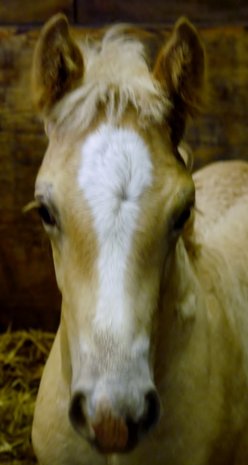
[126,389,160,450]
[69,392,86,434]
[141,389,161,433]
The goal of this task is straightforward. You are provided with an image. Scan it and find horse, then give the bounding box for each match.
[30,14,248,465]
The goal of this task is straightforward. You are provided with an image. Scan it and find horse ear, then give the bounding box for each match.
[32,14,84,116]
[154,18,205,145]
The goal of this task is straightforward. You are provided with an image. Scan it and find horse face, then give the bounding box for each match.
[32,14,204,453]
[35,123,194,452]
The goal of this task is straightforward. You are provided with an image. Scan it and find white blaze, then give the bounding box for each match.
[78,124,153,339]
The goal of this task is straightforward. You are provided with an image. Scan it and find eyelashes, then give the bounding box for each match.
[23,199,59,230]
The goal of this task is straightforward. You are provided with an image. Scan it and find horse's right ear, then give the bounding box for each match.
[32,14,84,116]
[153,18,205,145]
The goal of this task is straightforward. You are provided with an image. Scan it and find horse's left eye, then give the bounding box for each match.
[38,204,57,227]
[173,207,192,231]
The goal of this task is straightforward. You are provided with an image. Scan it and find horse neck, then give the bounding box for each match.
[154,236,206,384]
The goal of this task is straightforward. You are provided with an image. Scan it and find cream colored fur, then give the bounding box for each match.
[33,160,248,465]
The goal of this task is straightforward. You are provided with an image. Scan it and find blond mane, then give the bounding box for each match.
[49,25,171,133]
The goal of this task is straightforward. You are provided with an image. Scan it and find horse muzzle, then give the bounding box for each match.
[69,388,160,453]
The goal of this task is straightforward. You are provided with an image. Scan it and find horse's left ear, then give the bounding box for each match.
[154,18,205,145]
[32,13,84,117]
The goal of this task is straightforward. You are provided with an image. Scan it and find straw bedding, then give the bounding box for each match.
[0,330,54,465]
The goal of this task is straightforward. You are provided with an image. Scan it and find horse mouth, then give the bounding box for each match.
[90,413,131,454]
[89,426,139,455]
[89,409,159,454]
[90,439,136,455]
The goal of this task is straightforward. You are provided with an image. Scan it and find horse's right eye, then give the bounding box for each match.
[38,204,57,227]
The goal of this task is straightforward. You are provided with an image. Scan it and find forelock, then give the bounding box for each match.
[49,25,171,133]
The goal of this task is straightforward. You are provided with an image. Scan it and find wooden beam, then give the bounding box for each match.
[0,0,74,24]
[76,0,248,26]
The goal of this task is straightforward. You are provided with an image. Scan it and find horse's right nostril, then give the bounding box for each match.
[69,392,86,434]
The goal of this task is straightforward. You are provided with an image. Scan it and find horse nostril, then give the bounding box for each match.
[126,389,160,450]
[69,392,86,434]
[142,389,160,433]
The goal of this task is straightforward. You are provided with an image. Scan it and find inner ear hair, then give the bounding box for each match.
[154,17,205,144]
[177,143,194,172]
[32,13,84,116]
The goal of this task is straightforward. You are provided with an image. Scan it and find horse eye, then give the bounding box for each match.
[38,204,56,227]
[174,207,192,231]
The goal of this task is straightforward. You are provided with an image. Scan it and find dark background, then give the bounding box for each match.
[0,0,247,331]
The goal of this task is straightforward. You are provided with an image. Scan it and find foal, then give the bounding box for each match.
[31,14,248,465]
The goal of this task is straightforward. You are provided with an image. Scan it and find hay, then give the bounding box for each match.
[0,330,54,465]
